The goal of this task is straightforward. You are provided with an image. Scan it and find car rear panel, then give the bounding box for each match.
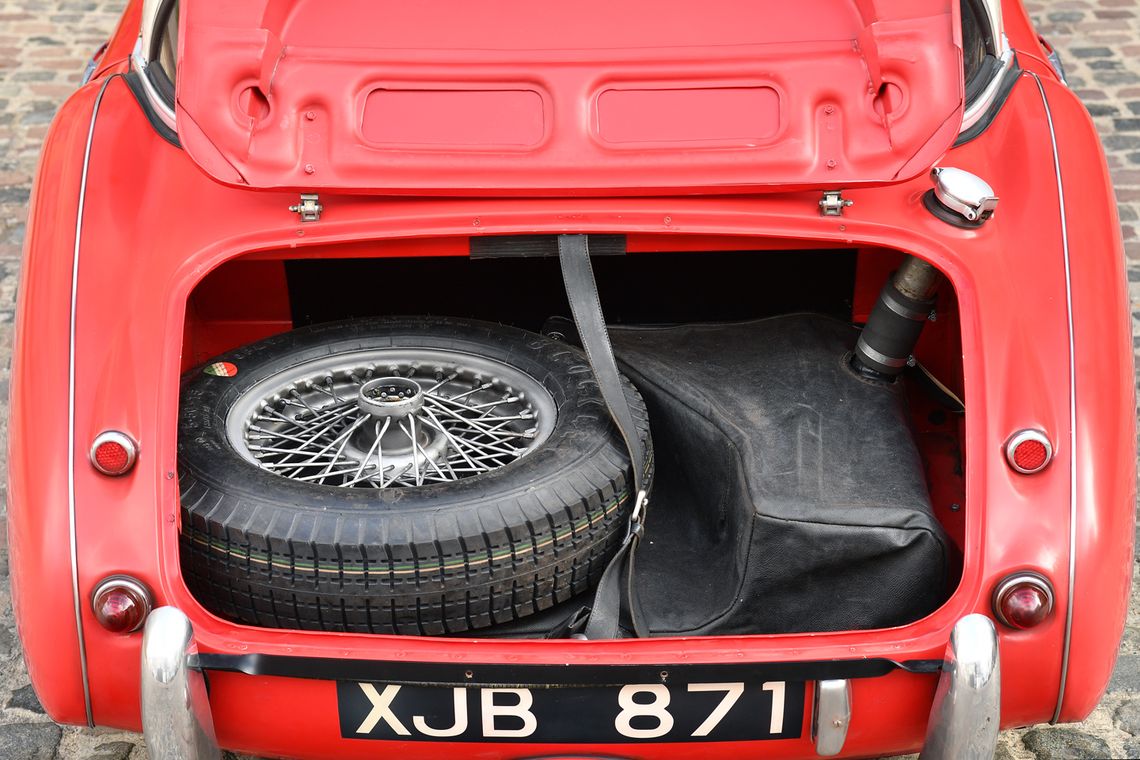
[203,669,930,759]
[9,48,1134,760]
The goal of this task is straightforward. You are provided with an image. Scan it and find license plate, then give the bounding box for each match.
[337,676,805,743]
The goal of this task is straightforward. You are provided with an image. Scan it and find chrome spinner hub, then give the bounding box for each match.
[358,376,425,418]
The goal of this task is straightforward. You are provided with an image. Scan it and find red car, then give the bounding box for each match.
[9,0,1135,757]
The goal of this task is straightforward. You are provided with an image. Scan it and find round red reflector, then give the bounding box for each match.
[91,577,153,633]
[1013,440,1048,472]
[94,441,129,472]
[1004,430,1053,474]
[89,431,137,476]
[993,574,1054,630]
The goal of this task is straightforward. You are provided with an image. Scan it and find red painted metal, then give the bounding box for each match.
[176,0,963,194]
[7,0,1135,756]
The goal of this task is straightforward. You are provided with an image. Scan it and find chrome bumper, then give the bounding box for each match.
[139,609,999,760]
[140,607,221,760]
[919,614,1001,760]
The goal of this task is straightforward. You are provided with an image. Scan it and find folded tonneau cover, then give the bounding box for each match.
[611,315,948,634]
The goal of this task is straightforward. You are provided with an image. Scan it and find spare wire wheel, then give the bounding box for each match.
[226,350,557,489]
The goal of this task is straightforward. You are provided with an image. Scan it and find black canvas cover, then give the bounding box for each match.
[608,314,950,634]
[475,314,950,637]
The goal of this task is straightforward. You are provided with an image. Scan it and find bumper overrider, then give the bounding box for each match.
[140,609,999,760]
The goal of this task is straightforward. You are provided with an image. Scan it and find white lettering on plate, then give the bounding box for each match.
[480,688,538,737]
[356,683,410,736]
[615,684,674,739]
[413,687,469,737]
[351,679,790,740]
[762,681,786,734]
[687,682,745,737]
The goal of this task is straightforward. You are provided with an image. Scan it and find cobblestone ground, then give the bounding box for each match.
[0,2,1139,759]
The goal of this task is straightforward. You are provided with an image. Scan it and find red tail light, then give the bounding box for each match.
[1004,429,1053,474]
[992,573,1054,629]
[90,431,138,476]
[91,576,153,633]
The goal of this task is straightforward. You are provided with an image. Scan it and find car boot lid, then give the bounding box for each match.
[175,0,964,195]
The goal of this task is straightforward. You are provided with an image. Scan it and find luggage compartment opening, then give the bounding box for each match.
[179,236,966,637]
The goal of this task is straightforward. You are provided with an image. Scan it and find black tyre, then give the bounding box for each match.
[178,317,652,635]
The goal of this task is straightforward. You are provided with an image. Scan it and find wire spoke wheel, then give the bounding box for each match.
[226,349,558,489]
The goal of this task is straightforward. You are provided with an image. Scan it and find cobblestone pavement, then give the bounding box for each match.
[1,2,1139,759]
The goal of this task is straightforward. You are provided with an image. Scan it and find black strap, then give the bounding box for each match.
[557,234,650,639]
[544,604,592,640]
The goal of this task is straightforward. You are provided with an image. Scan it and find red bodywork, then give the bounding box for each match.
[175,0,962,193]
[8,0,1135,757]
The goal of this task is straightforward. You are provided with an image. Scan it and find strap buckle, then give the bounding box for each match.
[626,489,649,541]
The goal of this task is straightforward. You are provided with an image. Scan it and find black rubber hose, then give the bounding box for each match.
[852,258,938,378]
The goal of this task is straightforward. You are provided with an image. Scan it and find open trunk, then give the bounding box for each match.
[178,236,966,638]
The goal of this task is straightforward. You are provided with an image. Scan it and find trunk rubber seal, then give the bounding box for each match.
[954,54,1022,146]
[123,70,180,148]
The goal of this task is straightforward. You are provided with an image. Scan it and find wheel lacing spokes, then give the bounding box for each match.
[244,362,542,488]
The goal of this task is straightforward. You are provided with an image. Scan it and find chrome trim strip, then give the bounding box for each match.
[139,0,164,61]
[1029,72,1077,725]
[130,39,176,132]
[919,614,1001,760]
[980,0,1007,59]
[70,73,120,728]
[962,45,1016,134]
[960,0,1013,136]
[960,0,1014,135]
